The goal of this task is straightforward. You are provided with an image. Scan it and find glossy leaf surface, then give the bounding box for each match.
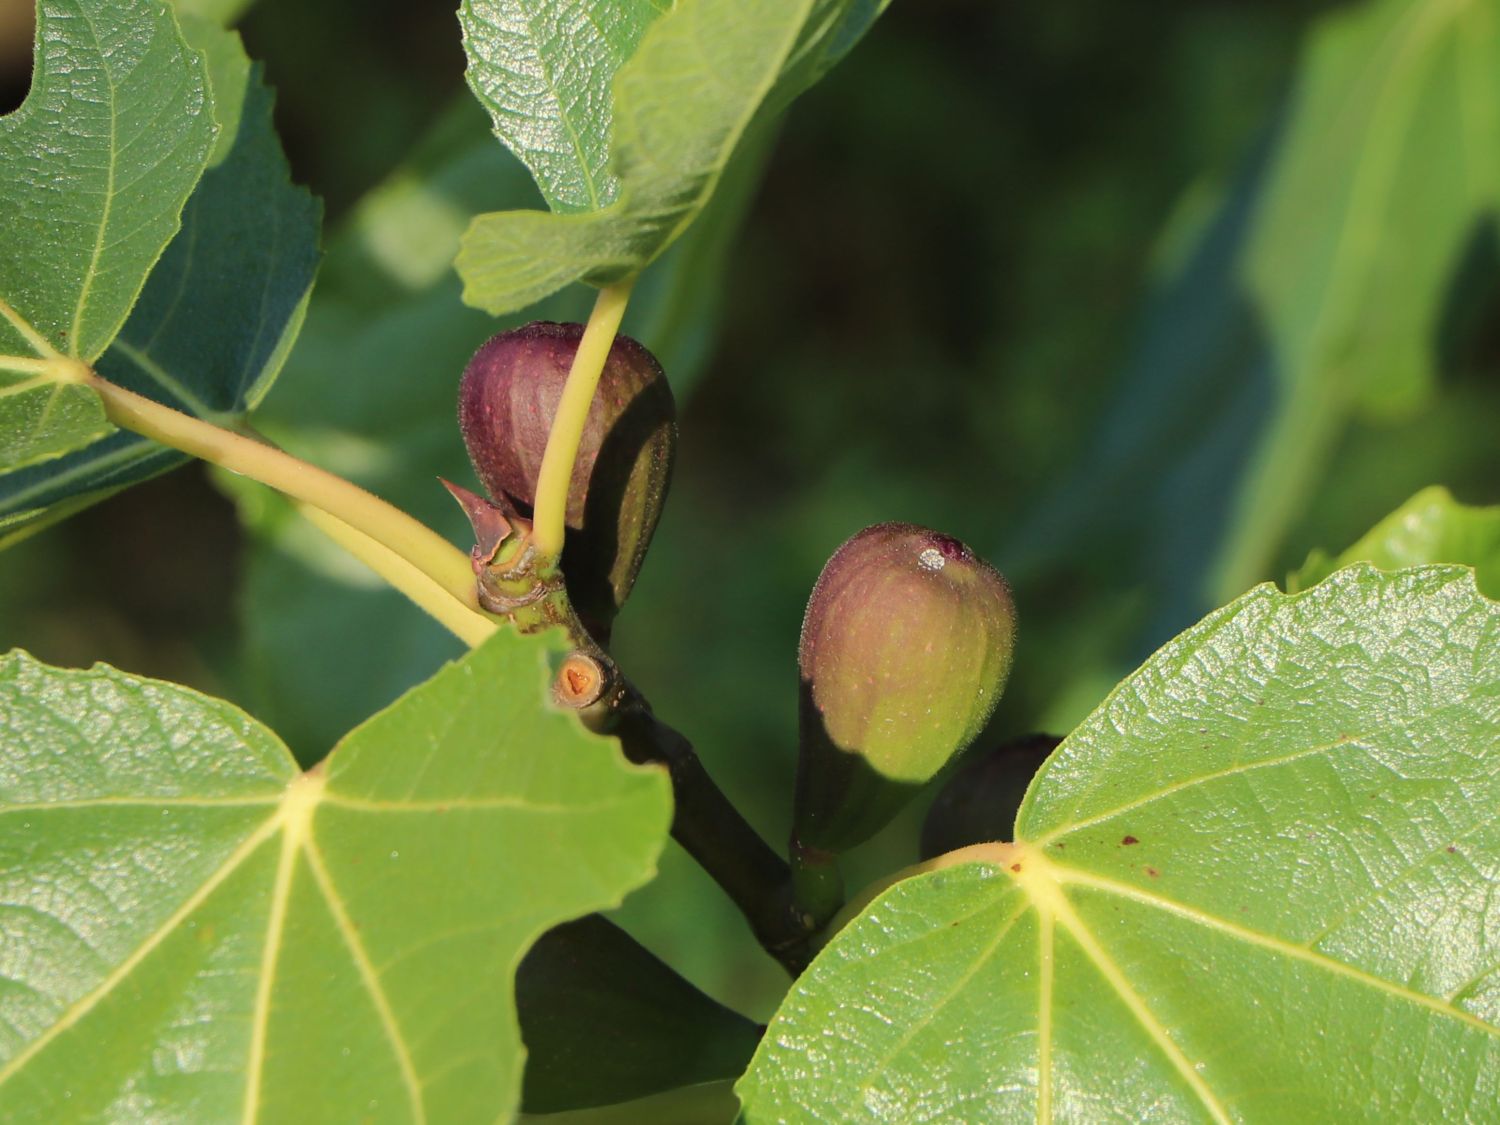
[460,0,667,213]
[741,566,1500,1121]
[0,634,670,1121]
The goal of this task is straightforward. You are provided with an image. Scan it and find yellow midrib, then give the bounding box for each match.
[0,771,431,1124]
[845,840,1500,1121]
[1005,847,1232,1124]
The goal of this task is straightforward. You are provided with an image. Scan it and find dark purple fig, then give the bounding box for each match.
[458,322,675,639]
[919,733,1060,859]
[793,523,1017,853]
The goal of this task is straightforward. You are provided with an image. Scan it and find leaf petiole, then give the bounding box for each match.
[530,279,636,562]
[291,501,500,647]
[86,374,486,617]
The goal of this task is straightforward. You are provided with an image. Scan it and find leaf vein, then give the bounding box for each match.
[1056,866,1500,1036]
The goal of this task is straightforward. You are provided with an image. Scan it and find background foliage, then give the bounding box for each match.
[1,0,1498,1041]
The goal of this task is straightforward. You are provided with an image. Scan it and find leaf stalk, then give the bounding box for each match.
[530,280,635,561]
[87,375,483,616]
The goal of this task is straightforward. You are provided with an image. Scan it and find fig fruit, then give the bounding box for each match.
[793,523,1016,853]
[458,322,675,640]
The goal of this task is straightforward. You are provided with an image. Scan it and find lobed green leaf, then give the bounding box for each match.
[741,565,1500,1121]
[0,632,671,1121]
[0,21,321,546]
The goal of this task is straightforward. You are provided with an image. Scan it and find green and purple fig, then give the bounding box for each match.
[458,322,675,640]
[794,523,1017,854]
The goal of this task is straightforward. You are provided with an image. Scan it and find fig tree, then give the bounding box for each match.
[458,322,675,640]
[794,523,1016,853]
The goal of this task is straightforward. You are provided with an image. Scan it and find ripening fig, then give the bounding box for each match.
[458,322,675,640]
[793,523,1016,854]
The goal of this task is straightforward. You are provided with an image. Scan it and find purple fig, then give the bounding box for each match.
[458,322,675,639]
[919,733,1060,859]
[794,523,1017,853]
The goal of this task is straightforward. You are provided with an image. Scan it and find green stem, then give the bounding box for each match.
[789,838,845,933]
[88,375,482,613]
[531,281,635,561]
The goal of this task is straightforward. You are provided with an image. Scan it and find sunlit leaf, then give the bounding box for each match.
[741,565,1500,1121]
[0,632,670,1121]
[1291,485,1500,597]
[459,0,667,213]
[0,16,317,538]
[0,0,215,363]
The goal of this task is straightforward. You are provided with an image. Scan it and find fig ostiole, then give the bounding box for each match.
[457,322,676,641]
[793,523,1017,855]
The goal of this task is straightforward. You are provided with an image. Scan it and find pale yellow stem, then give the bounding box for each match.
[295,503,498,648]
[530,280,636,560]
[89,376,481,612]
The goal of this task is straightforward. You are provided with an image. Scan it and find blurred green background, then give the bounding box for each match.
[2,0,1498,1020]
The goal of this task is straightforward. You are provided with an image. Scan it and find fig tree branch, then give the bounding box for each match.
[613,708,817,975]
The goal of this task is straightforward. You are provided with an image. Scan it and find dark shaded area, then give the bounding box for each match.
[1436,218,1500,379]
[574,372,677,643]
[920,733,1062,860]
[1000,120,1283,651]
[615,709,806,970]
[237,0,466,219]
[517,914,763,1113]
